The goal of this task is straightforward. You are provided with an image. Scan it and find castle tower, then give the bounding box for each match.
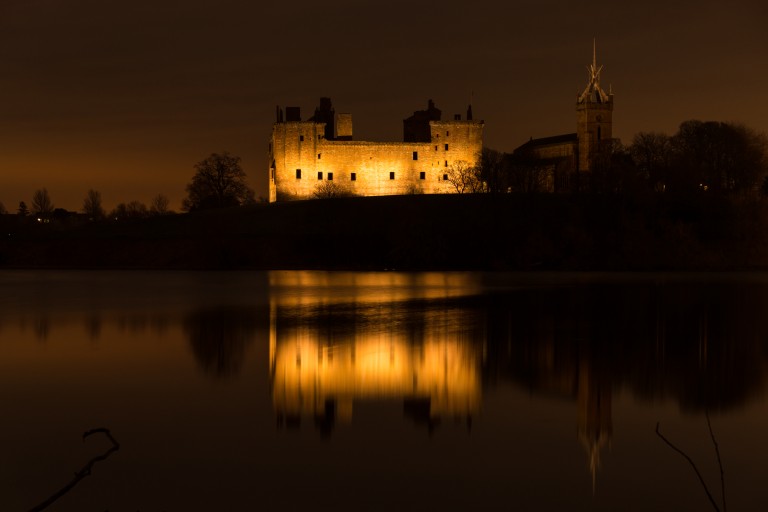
[576,40,613,174]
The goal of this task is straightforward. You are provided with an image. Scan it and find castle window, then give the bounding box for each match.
[300,135,304,142]
[419,171,426,180]
[443,173,448,181]
[444,160,448,167]
[318,153,321,159]
[317,171,323,180]
[390,172,395,180]
[413,151,418,160]
[597,126,602,140]
[444,144,449,151]
[296,169,301,179]
[351,172,356,181]
[435,145,438,151]
[328,172,333,181]
[446,131,450,137]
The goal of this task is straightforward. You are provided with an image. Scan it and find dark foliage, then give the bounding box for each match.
[183,152,254,211]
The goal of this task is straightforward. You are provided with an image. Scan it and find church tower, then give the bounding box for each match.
[576,40,613,174]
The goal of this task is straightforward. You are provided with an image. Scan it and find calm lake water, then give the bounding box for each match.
[2,271,768,511]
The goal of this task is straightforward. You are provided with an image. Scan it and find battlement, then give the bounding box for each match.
[269,98,484,202]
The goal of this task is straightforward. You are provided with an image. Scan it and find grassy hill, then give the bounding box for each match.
[2,194,768,270]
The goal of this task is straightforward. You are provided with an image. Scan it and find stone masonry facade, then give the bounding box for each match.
[268,99,484,202]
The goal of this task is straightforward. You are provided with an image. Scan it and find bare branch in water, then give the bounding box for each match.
[706,412,727,512]
[28,428,120,512]
[655,422,721,512]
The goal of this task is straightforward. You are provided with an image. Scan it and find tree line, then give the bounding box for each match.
[478,120,768,196]
[0,152,256,221]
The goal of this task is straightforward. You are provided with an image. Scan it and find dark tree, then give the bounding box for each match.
[671,121,767,194]
[149,193,170,215]
[110,201,148,220]
[82,189,105,220]
[507,148,551,193]
[313,181,353,199]
[630,132,673,192]
[445,160,485,193]
[0,202,6,215]
[17,201,29,216]
[590,139,640,194]
[31,188,54,215]
[183,152,254,211]
[479,147,507,194]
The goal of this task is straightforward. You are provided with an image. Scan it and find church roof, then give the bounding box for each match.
[515,133,577,153]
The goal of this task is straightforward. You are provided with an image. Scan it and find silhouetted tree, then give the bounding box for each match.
[590,139,640,194]
[31,188,54,215]
[507,149,551,193]
[149,193,170,215]
[17,201,29,216]
[183,152,254,211]
[0,202,6,214]
[446,160,485,193]
[110,201,148,220]
[671,121,767,194]
[82,189,105,220]
[630,132,673,192]
[313,181,353,199]
[479,148,507,193]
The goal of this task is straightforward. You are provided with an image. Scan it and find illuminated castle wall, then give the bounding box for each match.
[268,99,484,202]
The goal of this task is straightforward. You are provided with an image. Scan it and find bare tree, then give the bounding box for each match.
[0,202,6,215]
[150,194,170,215]
[445,160,485,193]
[17,201,29,216]
[31,188,54,215]
[82,189,105,220]
[313,181,353,199]
[110,201,148,220]
[183,152,254,211]
[630,132,673,192]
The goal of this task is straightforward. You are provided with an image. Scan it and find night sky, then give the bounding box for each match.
[1,0,766,211]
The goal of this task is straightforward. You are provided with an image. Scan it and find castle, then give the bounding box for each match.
[268,98,484,202]
[268,43,613,200]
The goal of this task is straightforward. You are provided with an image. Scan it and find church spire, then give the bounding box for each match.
[578,39,610,104]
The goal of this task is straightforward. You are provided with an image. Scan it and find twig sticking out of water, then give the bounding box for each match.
[28,428,120,512]
[655,419,725,512]
[706,412,727,512]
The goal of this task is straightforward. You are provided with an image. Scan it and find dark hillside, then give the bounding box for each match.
[1,194,767,270]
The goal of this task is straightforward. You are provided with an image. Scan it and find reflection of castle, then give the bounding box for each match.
[268,98,484,201]
[270,333,481,433]
[268,272,484,434]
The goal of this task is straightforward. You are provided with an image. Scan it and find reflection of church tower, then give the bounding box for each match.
[577,358,612,494]
[576,40,614,174]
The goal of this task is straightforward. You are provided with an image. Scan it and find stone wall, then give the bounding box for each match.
[269,113,483,202]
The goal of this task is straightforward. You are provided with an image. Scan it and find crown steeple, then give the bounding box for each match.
[578,39,611,104]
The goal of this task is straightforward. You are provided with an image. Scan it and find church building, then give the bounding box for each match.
[513,42,615,191]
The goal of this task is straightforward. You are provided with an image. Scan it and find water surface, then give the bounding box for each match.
[2,271,767,511]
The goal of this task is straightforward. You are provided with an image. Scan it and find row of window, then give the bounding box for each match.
[296,131,450,144]
[295,169,451,181]
[295,147,448,163]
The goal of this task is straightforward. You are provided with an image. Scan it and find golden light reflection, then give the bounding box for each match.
[268,272,484,429]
